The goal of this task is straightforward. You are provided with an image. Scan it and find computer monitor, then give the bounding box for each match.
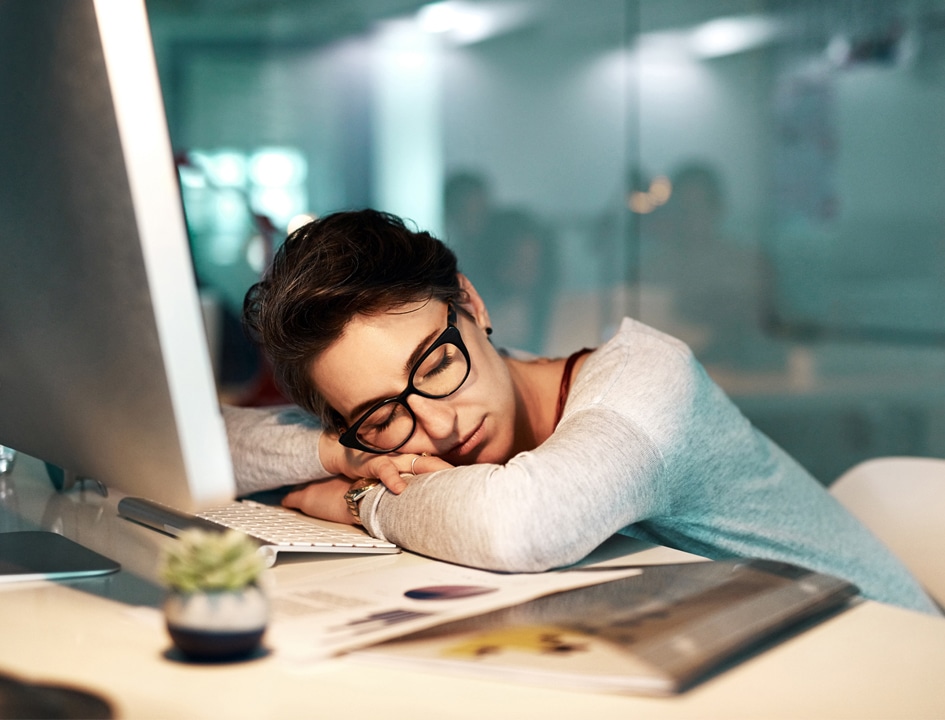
[0,0,235,511]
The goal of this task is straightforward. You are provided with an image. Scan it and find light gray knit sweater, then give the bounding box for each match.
[224,319,939,615]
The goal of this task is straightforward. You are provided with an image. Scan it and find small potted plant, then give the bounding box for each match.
[160,529,268,661]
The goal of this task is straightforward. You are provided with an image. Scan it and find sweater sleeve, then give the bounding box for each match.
[221,404,331,495]
[360,407,667,572]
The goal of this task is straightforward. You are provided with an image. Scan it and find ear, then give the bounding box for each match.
[456,273,492,333]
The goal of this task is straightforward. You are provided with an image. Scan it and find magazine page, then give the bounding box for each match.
[350,560,857,695]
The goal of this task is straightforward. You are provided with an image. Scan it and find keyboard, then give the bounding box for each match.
[117,496,400,567]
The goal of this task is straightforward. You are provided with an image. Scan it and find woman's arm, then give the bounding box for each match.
[359,407,666,572]
[223,404,453,500]
[222,405,329,495]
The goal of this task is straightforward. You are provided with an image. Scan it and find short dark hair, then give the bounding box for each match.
[243,209,462,428]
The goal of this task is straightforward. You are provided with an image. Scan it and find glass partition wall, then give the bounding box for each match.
[148,0,945,483]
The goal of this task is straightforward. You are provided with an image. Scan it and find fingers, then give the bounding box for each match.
[413,454,453,473]
[376,461,408,495]
[371,453,455,495]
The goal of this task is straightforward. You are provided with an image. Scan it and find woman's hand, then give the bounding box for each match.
[281,476,354,525]
[318,431,453,494]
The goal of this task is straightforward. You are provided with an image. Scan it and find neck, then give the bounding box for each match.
[504,354,577,454]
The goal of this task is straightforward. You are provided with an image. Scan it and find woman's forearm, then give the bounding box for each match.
[360,408,664,571]
[222,404,329,495]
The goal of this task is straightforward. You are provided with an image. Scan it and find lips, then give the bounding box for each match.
[444,419,485,464]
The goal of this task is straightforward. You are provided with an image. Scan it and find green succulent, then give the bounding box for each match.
[160,529,265,593]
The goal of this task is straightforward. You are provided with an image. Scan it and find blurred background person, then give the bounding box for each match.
[445,171,559,354]
[636,161,775,367]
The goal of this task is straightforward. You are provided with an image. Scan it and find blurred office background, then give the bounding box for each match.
[146,0,945,484]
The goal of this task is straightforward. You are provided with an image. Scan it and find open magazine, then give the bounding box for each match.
[351,559,858,696]
[263,550,648,662]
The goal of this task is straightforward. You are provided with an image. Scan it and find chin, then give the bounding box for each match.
[470,434,514,466]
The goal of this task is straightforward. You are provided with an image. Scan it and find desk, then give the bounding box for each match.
[2,455,945,719]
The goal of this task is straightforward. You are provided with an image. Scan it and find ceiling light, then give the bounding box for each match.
[690,16,781,59]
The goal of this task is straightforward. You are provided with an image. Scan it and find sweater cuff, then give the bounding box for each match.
[359,483,390,541]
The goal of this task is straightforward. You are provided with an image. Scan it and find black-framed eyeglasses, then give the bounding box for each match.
[338,304,471,454]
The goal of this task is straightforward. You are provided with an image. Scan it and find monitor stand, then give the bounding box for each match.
[1,463,118,582]
[45,463,108,496]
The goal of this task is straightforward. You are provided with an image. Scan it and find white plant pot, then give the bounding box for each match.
[164,584,268,661]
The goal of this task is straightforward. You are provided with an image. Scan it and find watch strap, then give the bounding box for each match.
[344,479,380,523]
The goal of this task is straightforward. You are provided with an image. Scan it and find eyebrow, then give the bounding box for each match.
[345,326,441,422]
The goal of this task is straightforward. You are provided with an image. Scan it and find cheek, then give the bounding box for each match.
[470,358,517,455]
[464,349,509,407]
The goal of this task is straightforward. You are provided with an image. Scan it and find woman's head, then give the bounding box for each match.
[243,209,464,427]
[310,292,516,466]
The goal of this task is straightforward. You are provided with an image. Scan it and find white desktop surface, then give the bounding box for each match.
[1,455,945,719]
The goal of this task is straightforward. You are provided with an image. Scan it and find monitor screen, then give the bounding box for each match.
[0,0,235,510]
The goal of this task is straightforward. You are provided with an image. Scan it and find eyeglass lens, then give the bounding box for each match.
[355,340,469,451]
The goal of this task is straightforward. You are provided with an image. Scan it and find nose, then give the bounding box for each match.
[407,394,458,442]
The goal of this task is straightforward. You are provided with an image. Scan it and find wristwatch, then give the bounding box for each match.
[344,478,380,524]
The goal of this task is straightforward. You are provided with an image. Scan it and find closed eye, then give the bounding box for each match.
[362,403,406,433]
[417,346,455,382]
